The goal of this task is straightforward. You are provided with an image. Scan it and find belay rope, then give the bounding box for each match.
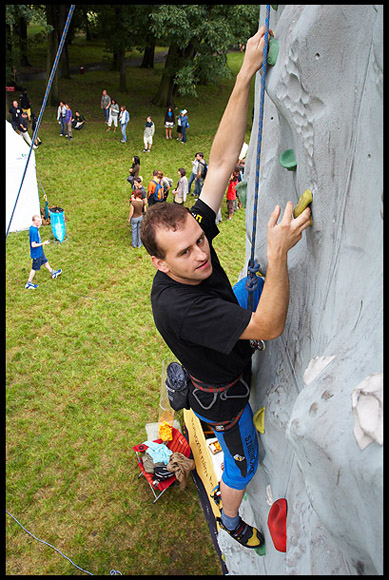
[246,5,271,312]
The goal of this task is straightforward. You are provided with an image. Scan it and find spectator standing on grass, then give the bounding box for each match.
[20,88,32,122]
[101,89,111,124]
[172,168,188,204]
[143,116,155,153]
[147,170,161,207]
[226,167,240,220]
[57,101,67,136]
[18,111,37,149]
[180,109,189,144]
[64,103,73,140]
[164,106,175,139]
[9,100,22,133]
[128,155,141,186]
[159,171,172,201]
[107,98,119,132]
[176,110,182,141]
[119,105,130,143]
[133,176,147,199]
[195,152,207,198]
[128,189,147,248]
[188,153,200,196]
[25,215,62,290]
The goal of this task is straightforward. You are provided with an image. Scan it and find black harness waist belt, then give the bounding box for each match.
[189,374,243,393]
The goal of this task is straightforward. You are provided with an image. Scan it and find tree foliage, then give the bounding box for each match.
[149,4,260,103]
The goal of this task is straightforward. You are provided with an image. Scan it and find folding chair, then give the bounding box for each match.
[133,426,191,503]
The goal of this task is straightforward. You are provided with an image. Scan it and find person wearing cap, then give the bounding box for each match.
[140,25,311,550]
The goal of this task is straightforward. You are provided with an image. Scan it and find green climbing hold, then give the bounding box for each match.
[235,180,247,208]
[255,543,266,557]
[271,5,278,10]
[279,149,297,171]
[267,36,279,66]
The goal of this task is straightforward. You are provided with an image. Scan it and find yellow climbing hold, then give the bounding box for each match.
[293,189,313,225]
[253,406,265,433]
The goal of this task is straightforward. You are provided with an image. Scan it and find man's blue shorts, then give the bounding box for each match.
[194,403,259,490]
[32,253,48,271]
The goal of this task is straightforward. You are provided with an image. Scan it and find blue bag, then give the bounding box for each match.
[49,206,66,243]
[233,274,265,311]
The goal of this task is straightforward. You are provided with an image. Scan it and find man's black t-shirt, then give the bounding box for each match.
[151,199,252,385]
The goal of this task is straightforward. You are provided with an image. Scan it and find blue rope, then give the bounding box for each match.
[6,4,76,240]
[246,5,271,311]
[6,510,122,575]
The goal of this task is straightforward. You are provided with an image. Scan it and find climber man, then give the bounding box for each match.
[140,25,311,549]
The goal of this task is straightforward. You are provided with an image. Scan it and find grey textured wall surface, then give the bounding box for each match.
[219,5,383,575]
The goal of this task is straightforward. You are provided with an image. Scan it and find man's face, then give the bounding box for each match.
[33,216,42,228]
[152,214,212,285]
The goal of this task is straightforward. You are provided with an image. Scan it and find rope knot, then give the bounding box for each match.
[245,261,261,292]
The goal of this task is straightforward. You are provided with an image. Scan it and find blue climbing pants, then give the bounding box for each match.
[193,403,259,490]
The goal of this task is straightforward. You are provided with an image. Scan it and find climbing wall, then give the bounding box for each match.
[218,5,383,575]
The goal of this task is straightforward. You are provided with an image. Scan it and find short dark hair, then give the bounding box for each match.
[140,202,191,259]
[178,167,186,176]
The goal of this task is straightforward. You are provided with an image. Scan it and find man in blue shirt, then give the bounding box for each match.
[25,215,62,289]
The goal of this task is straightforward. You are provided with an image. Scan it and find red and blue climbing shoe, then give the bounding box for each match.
[217,516,265,549]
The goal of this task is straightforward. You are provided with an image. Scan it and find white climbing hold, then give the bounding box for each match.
[265,484,273,506]
[352,373,383,450]
[303,355,335,385]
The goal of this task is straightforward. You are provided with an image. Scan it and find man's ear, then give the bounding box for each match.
[151,255,170,274]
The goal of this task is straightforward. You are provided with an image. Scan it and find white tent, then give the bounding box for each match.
[6,120,40,234]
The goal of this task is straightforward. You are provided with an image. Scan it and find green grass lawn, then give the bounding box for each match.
[6,40,255,575]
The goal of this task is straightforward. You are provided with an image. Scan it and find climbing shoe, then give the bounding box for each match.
[217,516,265,550]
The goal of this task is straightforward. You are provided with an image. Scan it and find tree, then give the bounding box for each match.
[150,4,260,107]
[5,5,37,84]
[94,5,154,91]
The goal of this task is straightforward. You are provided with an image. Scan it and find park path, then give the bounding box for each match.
[17,51,168,82]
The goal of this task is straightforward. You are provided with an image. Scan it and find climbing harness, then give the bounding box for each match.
[189,373,250,417]
[189,373,250,431]
[245,4,271,312]
[6,5,76,240]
